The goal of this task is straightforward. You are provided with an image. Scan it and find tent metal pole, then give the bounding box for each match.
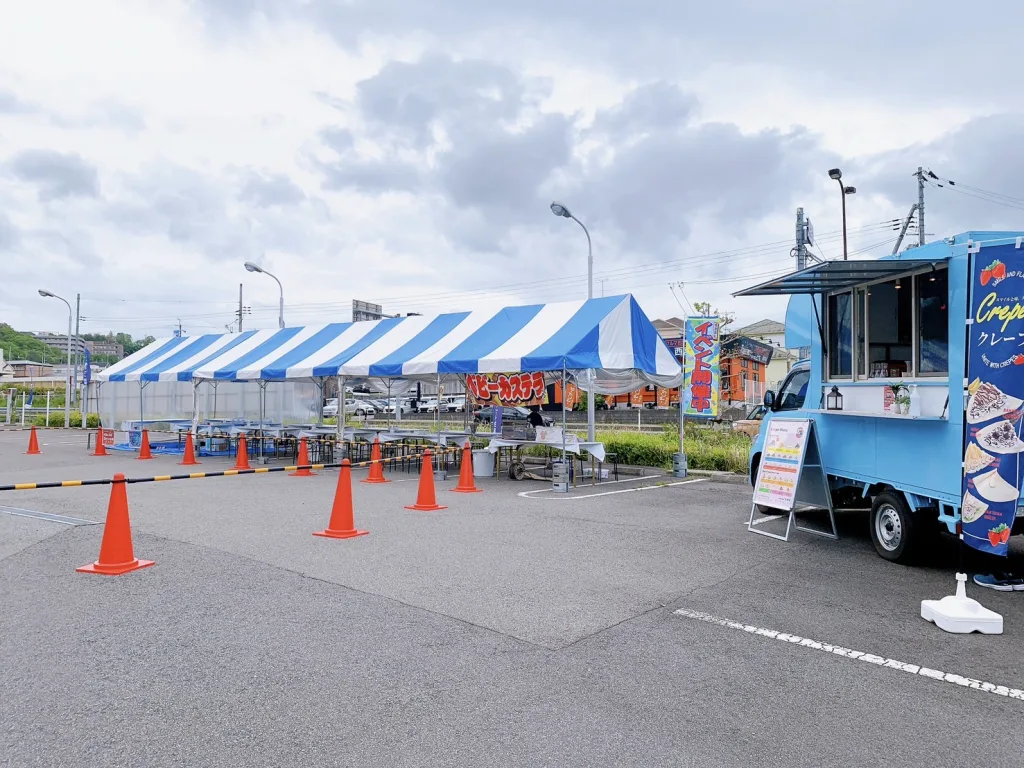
[191,380,200,435]
[337,375,345,440]
[561,366,567,462]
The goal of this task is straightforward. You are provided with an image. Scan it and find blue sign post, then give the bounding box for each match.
[962,243,1024,555]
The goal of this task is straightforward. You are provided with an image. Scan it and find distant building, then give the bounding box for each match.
[652,317,685,339]
[731,318,801,390]
[7,361,55,379]
[721,336,774,406]
[33,332,87,357]
[85,340,124,360]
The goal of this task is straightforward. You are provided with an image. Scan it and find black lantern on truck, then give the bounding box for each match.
[827,385,843,411]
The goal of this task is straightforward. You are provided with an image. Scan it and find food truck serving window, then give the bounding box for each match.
[825,266,949,379]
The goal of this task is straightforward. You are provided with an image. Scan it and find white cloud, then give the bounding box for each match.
[1,0,1021,342]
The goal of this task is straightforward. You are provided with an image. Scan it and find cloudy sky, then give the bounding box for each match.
[3,0,1023,341]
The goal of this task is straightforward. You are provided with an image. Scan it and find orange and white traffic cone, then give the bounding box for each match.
[179,431,200,466]
[290,437,315,476]
[313,459,369,539]
[137,429,153,460]
[450,441,483,493]
[92,428,108,457]
[76,474,155,575]
[405,448,447,511]
[361,436,390,484]
[25,426,41,455]
[234,434,251,470]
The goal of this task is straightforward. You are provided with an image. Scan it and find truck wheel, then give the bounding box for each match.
[870,492,917,563]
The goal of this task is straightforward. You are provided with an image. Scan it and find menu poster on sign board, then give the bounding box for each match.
[752,419,809,511]
[962,242,1024,556]
[748,418,837,542]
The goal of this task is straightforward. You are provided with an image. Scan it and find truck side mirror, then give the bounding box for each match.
[763,390,776,410]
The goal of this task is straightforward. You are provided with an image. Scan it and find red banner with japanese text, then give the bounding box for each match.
[466,372,547,406]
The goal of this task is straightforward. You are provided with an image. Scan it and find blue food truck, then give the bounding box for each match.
[736,231,1024,563]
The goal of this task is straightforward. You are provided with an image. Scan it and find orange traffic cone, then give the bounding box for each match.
[179,431,200,466]
[25,426,41,455]
[137,429,153,460]
[92,428,108,457]
[313,459,369,539]
[405,448,447,511]
[451,441,483,493]
[76,474,155,575]
[361,436,390,484]
[234,434,251,470]
[290,437,315,476]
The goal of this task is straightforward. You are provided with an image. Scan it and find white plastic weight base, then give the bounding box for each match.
[921,573,1003,634]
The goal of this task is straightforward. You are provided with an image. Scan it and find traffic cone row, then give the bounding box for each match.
[73,440,485,576]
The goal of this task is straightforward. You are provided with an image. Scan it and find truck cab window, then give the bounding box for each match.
[827,293,853,378]
[777,369,809,411]
[917,267,949,374]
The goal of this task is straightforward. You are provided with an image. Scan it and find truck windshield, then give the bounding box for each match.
[777,369,809,411]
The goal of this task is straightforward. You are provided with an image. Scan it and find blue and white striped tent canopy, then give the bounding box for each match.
[97,295,683,388]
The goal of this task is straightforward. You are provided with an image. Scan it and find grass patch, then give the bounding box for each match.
[517,426,752,473]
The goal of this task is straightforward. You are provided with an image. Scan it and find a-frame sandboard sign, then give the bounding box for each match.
[747,417,838,542]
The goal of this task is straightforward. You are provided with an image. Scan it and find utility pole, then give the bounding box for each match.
[795,207,809,270]
[73,293,81,408]
[238,284,244,332]
[915,166,926,246]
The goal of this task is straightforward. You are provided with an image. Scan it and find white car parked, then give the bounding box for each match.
[346,399,376,416]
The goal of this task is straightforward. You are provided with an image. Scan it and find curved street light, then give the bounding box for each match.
[549,200,596,443]
[827,169,857,260]
[244,261,285,329]
[38,289,72,428]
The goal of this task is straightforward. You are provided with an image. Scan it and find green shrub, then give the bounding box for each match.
[31,411,100,428]
[518,427,752,473]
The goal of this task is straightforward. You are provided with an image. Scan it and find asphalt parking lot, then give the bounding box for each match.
[2,429,1023,767]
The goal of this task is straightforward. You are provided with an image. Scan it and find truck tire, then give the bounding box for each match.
[870,492,918,563]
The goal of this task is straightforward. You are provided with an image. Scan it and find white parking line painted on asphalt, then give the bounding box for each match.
[749,513,786,526]
[0,506,99,526]
[674,608,1024,702]
[519,477,706,500]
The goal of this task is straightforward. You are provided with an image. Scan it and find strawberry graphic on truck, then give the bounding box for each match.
[980,259,1006,285]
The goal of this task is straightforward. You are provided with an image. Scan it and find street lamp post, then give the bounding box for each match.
[550,200,596,443]
[38,290,72,429]
[244,261,285,329]
[827,169,857,260]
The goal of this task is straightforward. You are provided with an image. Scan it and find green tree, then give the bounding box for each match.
[0,324,57,362]
[691,302,735,336]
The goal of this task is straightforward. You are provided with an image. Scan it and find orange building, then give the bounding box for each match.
[720,336,774,405]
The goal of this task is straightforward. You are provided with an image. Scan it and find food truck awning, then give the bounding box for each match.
[732,258,949,297]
